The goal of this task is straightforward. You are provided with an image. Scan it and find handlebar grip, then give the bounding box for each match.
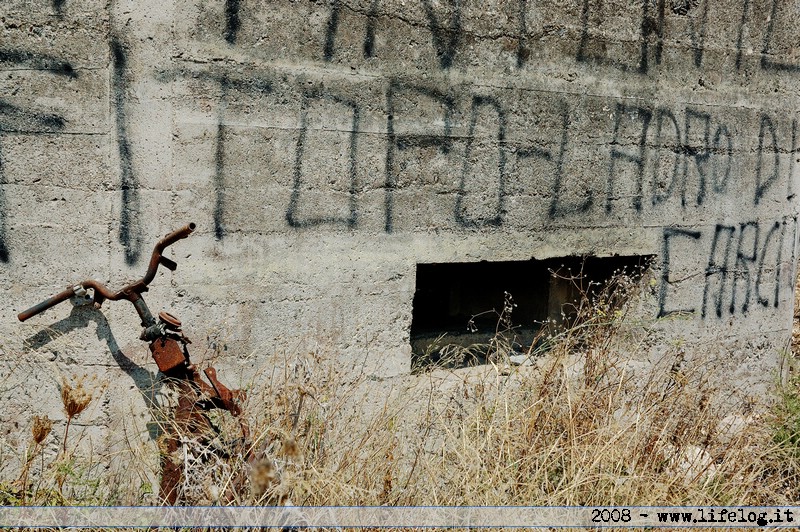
[18,287,76,322]
[157,223,196,252]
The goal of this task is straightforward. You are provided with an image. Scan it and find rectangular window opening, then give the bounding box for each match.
[410,255,653,372]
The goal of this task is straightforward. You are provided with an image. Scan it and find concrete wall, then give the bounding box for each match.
[2,0,799,465]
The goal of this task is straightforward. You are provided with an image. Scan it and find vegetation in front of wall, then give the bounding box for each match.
[2,270,800,510]
[411,263,647,373]
[1,374,108,506]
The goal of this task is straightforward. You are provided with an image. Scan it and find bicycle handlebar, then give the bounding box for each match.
[17,287,77,322]
[18,222,196,322]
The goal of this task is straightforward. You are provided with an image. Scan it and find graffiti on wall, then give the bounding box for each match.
[185,0,798,236]
[0,44,71,262]
[193,79,796,235]
[658,216,799,319]
[172,0,800,322]
[111,36,142,265]
[0,1,141,263]
[1,0,799,323]
[319,0,798,74]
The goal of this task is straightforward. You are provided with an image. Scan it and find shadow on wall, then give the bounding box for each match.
[23,305,164,441]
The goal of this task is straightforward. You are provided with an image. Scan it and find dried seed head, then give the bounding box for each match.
[279,436,300,459]
[32,415,53,444]
[250,457,279,499]
[61,376,92,419]
[207,484,222,503]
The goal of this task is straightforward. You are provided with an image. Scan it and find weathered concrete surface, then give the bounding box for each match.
[1,0,799,488]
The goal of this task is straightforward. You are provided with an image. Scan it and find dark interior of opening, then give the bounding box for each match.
[411,255,652,371]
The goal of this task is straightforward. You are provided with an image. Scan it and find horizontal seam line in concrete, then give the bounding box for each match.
[1,130,106,135]
[170,58,799,113]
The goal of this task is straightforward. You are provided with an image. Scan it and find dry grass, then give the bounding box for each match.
[232,271,800,509]
[3,269,800,512]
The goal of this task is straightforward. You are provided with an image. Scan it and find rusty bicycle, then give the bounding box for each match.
[18,223,252,505]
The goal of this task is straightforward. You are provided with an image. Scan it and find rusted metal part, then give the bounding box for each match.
[160,362,254,504]
[158,423,182,506]
[159,311,182,330]
[204,366,244,416]
[144,223,196,285]
[155,332,250,504]
[158,359,251,505]
[159,381,214,505]
[150,337,188,374]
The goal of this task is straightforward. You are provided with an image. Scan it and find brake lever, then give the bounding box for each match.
[70,286,94,307]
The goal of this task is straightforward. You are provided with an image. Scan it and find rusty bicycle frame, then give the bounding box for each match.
[18,223,250,505]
